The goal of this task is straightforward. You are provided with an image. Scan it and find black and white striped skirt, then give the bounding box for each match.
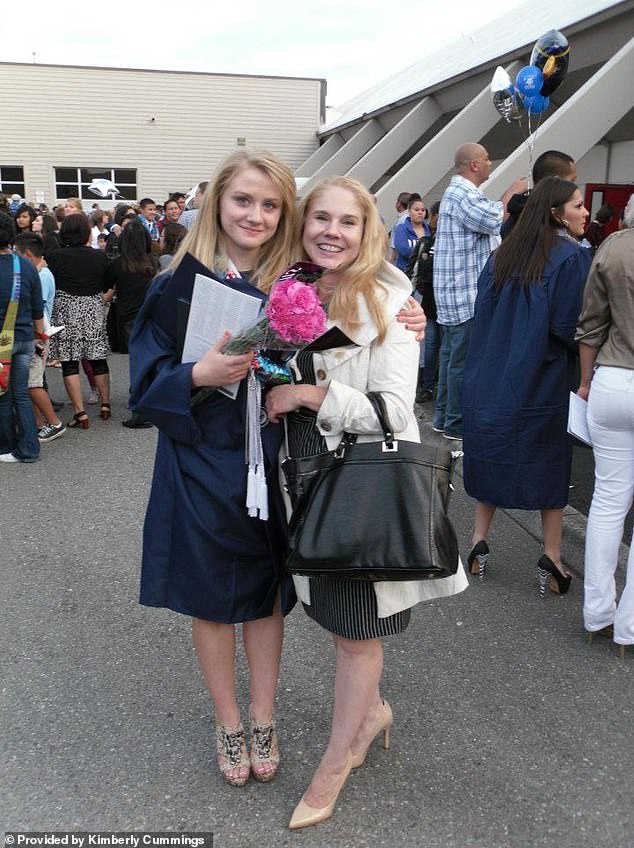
[303,577,411,640]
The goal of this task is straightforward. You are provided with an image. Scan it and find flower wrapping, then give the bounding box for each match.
[222,262,327,356]
[252,350,294,385]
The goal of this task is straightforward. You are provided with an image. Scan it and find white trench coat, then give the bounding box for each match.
[283,261,468,618]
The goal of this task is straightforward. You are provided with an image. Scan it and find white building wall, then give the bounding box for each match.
[0,63,324,207]
[607,139,634,181]
[577,140,634,187]
[577,145,611,184]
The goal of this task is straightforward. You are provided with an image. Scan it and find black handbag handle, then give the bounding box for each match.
[283,390,395,459]
[366,391,395,447]
[336,392,395,452]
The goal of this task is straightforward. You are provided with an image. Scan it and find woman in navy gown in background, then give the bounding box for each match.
[462,177,591,595]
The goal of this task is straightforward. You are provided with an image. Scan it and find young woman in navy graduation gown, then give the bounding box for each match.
[129,152,299,786]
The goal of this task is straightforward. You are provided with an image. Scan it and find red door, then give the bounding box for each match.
[584,183,634,236]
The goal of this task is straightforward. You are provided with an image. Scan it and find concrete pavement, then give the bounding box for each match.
[2,354,632,848]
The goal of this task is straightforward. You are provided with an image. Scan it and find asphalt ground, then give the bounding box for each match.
[2,354,632,848]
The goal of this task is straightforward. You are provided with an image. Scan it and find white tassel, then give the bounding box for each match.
[255,465,269,521]
[245,368,268,520]
[246,467,258,516]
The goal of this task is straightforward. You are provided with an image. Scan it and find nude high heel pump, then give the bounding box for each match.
[289,751,353,830]
[350,699,393,769]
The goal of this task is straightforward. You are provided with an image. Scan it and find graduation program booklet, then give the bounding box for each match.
[567,391,592,446]
[182,272,262,399]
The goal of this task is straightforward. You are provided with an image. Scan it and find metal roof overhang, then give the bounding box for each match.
[295,0,634,221]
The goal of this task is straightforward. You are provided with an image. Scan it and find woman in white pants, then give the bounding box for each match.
[576,195,634,654]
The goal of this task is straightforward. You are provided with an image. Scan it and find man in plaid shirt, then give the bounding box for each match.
[432,143,526,439]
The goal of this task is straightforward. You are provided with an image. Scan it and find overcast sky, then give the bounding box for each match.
[4,0,528,107]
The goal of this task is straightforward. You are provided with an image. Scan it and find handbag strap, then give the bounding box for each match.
[1,254,21,338]
[282,389,395,460]
[366,391,395,447]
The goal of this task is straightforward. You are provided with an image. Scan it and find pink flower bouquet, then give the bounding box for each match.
[222,262,327,361]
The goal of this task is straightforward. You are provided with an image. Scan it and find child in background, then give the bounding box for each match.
[14,233,66,442]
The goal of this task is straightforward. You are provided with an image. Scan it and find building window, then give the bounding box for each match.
[54,167,137,201]
[0,165,25,197]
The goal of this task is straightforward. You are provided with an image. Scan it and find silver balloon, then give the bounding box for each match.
[185,183,200,208]
[491,66,521,124]
[493,89,522,124]
[86,178,122,199]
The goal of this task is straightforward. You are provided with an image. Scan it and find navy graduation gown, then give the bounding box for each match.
[462,237,592,510]
[129,254,295,623]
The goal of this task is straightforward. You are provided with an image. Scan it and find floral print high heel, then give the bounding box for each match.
[249,712,280,782]
[215,721,250,786]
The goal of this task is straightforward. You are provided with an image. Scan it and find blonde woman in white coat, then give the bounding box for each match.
[265,176,468,829]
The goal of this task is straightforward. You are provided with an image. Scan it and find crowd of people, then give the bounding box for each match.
[1,145,632,828]
[0,185,199,451]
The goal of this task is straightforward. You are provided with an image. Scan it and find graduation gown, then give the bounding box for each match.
[129,253,295,623]
[462,236,592,510]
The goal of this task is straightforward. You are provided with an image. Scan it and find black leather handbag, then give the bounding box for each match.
[282,392,459,581]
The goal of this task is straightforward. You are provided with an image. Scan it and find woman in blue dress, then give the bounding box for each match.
[462,177,591,595]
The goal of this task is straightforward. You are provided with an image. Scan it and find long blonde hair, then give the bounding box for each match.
[296,176,389,342]
[169,150,296,291]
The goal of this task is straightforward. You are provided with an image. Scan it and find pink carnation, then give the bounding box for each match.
[266,278,327,345]
[222,262,327,355]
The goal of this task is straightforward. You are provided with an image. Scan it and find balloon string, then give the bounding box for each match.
[526,107,546,190]
[526,109,535,190]
[534,109,545,136]
[516,106,544,192]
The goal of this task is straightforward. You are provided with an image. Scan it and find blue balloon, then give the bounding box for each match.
[516,65,544,97]
[523,93,550,114]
